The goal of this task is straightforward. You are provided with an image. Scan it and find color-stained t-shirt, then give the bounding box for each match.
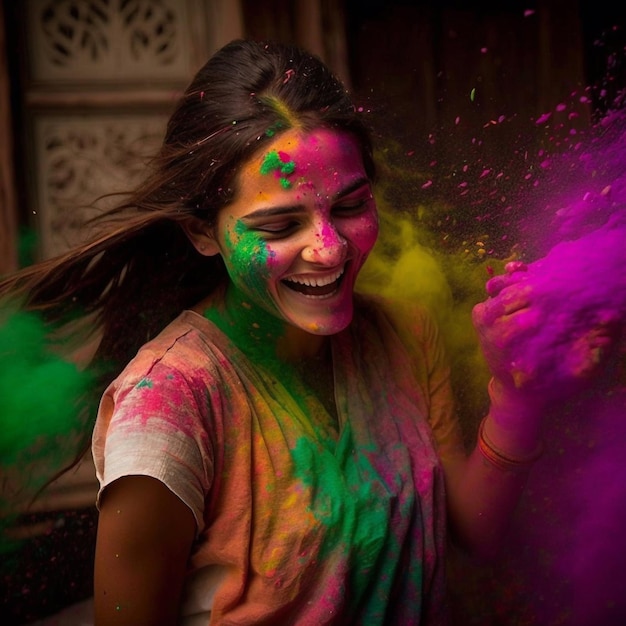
[92,294,461,625]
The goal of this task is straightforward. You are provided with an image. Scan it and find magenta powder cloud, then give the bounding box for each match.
[454,109,626,625]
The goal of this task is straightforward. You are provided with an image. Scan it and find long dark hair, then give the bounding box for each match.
[1,39,375,399]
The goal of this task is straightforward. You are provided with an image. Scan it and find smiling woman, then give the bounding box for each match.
[185,127,378,341]
[0,38,615,626]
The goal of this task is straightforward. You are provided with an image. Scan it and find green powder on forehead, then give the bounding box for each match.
[260,150,296,188]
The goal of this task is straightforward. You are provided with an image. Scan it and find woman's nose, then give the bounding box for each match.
[301,221,348,265]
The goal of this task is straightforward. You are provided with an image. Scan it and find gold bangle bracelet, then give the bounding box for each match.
[477,417,543,472]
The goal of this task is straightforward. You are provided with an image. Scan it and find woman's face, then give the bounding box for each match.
[211,128,378,336]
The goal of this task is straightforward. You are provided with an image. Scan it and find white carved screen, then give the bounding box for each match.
[27,0,193,82]
[22,0,234,259]
[32,114,166,255]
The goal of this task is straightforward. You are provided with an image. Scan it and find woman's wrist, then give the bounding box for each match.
[477,416,543,472]
[482,377,545,460]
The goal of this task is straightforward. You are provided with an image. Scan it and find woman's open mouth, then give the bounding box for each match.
[282,267,345,298]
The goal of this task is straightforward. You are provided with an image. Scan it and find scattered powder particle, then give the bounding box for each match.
[535,112,552,125]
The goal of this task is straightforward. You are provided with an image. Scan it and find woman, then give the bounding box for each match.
[0,39,608,625]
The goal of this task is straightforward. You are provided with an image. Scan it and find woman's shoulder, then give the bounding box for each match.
[110,310,222,390]
[137,309,214,355]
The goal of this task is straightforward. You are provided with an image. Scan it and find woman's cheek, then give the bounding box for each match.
[265,243,282,270]
[225,227,273,291]
[350,211,379,257]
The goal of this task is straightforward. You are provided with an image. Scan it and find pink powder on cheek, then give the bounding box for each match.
[265,246,279,268]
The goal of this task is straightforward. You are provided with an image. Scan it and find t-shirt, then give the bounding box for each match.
[92,294,460,625]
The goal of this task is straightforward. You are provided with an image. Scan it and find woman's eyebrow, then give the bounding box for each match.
[241,204,305,220]
[333,177,371,200]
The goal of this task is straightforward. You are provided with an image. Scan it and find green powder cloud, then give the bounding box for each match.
[0,309,95,550]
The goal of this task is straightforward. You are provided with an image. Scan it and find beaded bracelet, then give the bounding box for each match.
[477,416,543,472]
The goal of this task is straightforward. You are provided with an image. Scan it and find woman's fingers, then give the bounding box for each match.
[485,261,528,297]
[473,282,533,327]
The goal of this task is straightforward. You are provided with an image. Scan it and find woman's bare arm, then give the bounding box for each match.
[94,475,196,625]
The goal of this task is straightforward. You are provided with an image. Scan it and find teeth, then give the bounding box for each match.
[286,268,344,287]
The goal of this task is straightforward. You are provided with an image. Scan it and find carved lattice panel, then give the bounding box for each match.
[33,114,167,257]
[26,0,193,83]
[21,0,242,259]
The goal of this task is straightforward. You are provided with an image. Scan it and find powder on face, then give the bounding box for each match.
[260,150,296,188]
[211,127,378,344]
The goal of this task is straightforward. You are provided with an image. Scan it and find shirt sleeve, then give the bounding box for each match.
[382,298,467,466]
[92,352,214,534]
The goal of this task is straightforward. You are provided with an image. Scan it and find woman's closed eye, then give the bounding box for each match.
[253,220,301,237]
[332,195,374,217]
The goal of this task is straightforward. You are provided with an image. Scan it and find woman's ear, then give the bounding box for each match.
[182,217,221,257]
